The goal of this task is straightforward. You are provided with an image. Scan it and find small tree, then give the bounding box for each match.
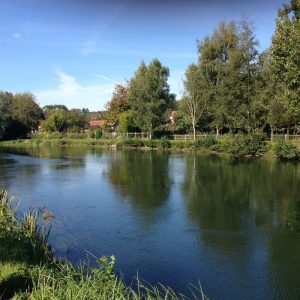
[105,84,129,124]
[182,64,207,140]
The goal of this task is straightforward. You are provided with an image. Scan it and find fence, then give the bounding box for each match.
[102,132,151,139]
[271,134,300,141]
[101,131,300,141]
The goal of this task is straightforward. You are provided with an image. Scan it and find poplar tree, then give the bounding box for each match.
[127,59,175,138]
[270,0,300,133]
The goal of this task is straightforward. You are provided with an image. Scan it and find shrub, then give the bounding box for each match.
[274,141,300,160]
[122,138,144,148]
[95,129,102,140]
[89,131,95,139]
[170,140,194,150]
[194,137,217,149]
[143,139,157,148]
[157,136,170,149]
[218,133,266,157]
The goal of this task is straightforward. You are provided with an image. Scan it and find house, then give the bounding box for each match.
[89,120,106,127]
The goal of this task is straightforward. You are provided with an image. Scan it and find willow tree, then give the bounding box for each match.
[127,59,175,138]
[182,64,207,140]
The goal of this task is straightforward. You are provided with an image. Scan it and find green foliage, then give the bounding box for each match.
[197,19,260,133]
[181,64,207,139]
[270,0,300,130]
[274,141,300,160]
[42,109,68,132]
[218,133,267,157]
[118,110,136,133]
[95,129,102,139]
[0,92,13,140]
[5,92,44,139]
[127,59,175,137]
[143,139,157,148]
[105,84,129,123]
[122,138,144,148]
[194,137,217,149]
[157,136,170,149]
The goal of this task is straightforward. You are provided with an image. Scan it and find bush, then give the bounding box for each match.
[194,137,217,149]
[122,138,144,148]
[170,140,194,150]
[218,133,267,157]
[95,129,102,140]
[274,141,300,160]
[157,136,170,149]
[143,139,157,148]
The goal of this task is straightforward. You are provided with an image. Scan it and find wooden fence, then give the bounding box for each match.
[101,132,300,141]
[271,134,300,141]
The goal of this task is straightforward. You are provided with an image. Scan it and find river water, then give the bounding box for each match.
[1,147,300,299]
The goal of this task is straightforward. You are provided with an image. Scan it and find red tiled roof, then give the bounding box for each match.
[89,120,106,127]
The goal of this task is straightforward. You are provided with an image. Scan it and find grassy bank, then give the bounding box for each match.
[1,133,300,160]
[0,190,206,300]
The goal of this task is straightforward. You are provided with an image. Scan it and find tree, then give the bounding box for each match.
[198,19,260,133]
[127,59,175,138]
[270,0,300,133]
[182,64,207,140]
[105,84,129,124]
[43,105,68,118]
[118,111,137,133]
[0,92,13,140]
[198,21,238,133]
[8,92,44,138]
[42,109,68,132]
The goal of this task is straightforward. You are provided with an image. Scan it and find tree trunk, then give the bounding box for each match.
[271,127,274,142]
[192,121,196,141]
[149,123,153,139]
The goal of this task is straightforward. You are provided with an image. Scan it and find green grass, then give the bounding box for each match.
[3,134,297,160]
[0,190,207,300]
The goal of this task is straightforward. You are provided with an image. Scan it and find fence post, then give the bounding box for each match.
[135,132,137,138]
[185,134,187,141]
[285,134,287,141]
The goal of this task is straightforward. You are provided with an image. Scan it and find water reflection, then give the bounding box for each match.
[1,147,300,299]
[106,151,171,227]
[182,156,300,232]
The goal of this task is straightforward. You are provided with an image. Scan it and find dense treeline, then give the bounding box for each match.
[105,0,300,138]
[0,92,44,140]
[0,0,299,141]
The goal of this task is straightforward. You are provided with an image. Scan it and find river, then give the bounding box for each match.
[1,146,300,299]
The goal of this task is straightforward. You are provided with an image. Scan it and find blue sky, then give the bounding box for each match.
[0,0,285,111]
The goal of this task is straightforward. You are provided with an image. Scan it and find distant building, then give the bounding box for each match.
[89,120,106,127]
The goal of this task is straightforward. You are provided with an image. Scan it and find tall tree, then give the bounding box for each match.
[105,84,129,124]
[182,64,207,140]
[8,92,44,138]
[198,19,259,133]
[127,59,175,138]
[0,92,13,140]
[270,0,300,133]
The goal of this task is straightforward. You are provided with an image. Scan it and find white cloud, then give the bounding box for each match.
[91,73,118,84]
[35,70,115,111]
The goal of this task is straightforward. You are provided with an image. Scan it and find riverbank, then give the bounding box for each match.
[0,190,206,300]
[1,134,298,160]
